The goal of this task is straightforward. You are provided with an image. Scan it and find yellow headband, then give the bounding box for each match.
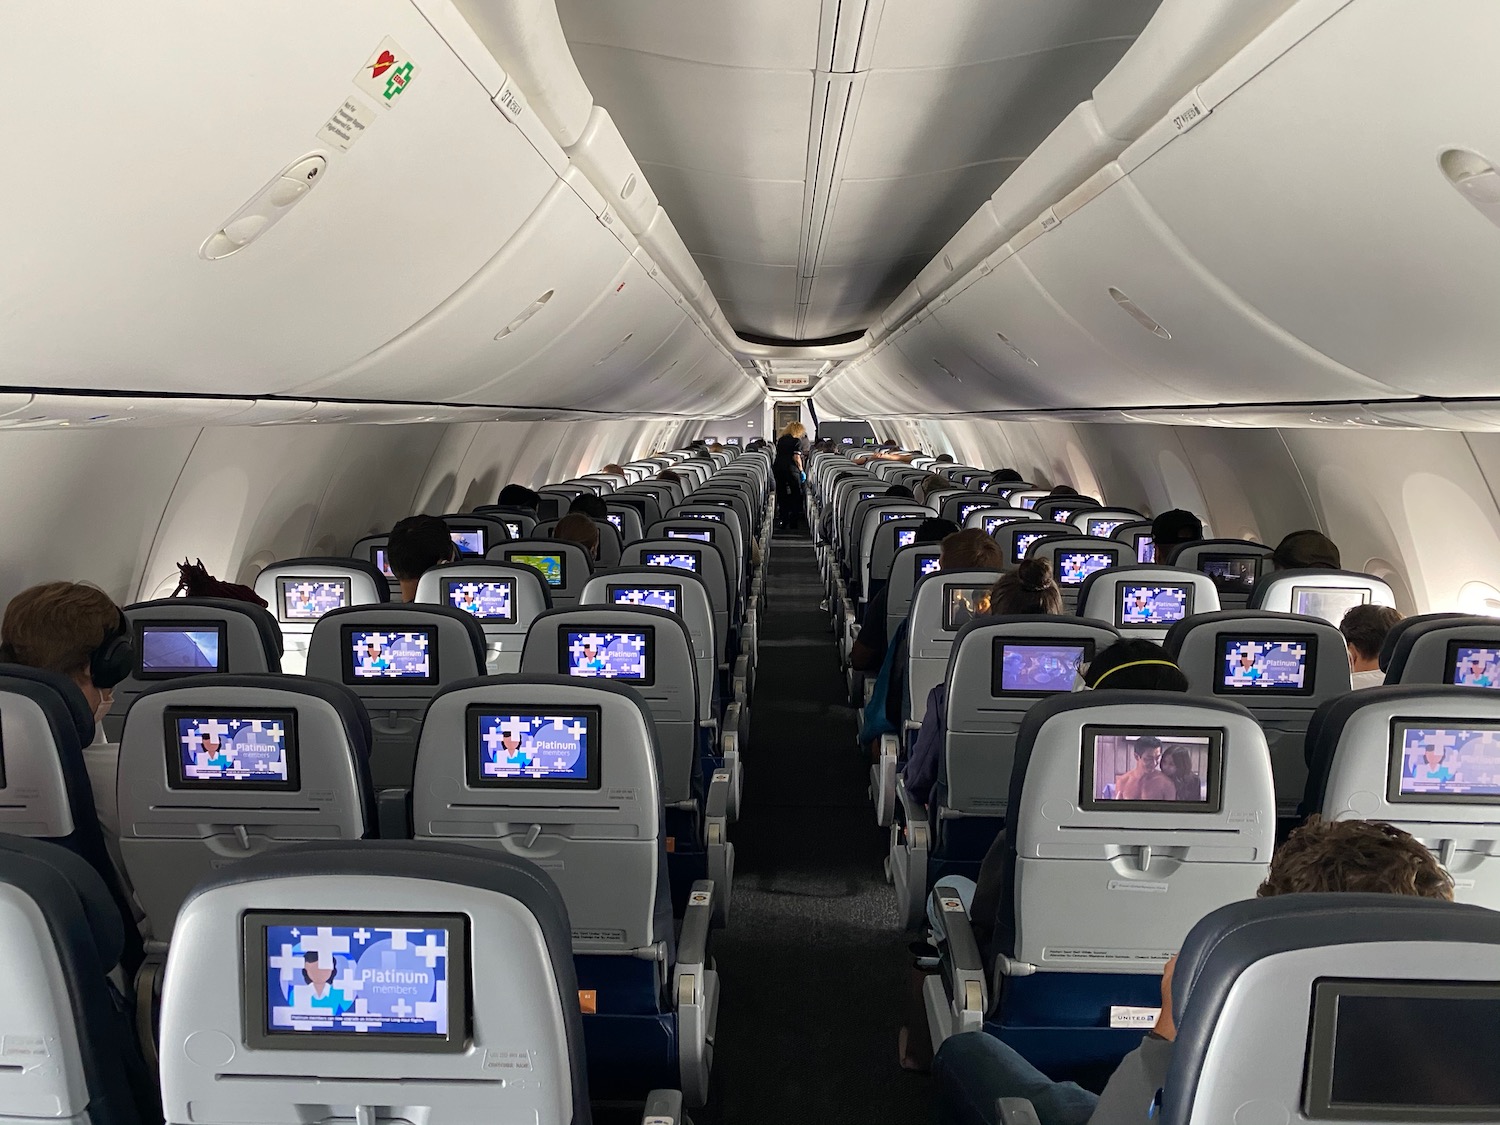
[1090,659,1181,689]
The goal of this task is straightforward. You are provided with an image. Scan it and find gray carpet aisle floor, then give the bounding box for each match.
[698,534,930,1125]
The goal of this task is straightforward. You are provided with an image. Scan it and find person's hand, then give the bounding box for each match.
[1152,954,1178,1041]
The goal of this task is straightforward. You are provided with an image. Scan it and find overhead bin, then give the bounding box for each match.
[565,106,661,233]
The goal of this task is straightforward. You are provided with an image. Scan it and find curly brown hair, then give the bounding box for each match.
[1258,816,1453,900]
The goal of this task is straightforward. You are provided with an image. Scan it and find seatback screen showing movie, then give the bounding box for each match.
[1135,535,1156,565]
[606,513,624,532]
[1012,529,1049,565]
[449,528,485,556]
[1117,585,1192,629]
[137,623,225,677]
[943,585,991,631]
[1217,636,1314,695]
[373,548,395,579]
[467,706,599,789]
[1057,550,1118,586]
[345,628,437,684]
[916,552,941,577]
[666,529,713,543]
[1199,554,1261,594]
[277,578,350,623]
[1304,980,1500,1118]
[563,629,653,685]
[245,911,466,1052]
[608,585,679,614]
[1448,645,1500,688]
[1390,723,1500,803]
[1081,727,1223,813]
[506,552,565,589]
[645,550,700,573]
[1087,518,1128,538]
[994,641,1092,696]
[896,529,917,548]
[442,579,515,623]
[166,709,298,791]
[1293,585,1372,626]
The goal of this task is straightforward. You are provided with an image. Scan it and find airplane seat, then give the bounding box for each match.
[619,485,670,527]
[593,519,625,569]
[305,603,486,791]
[252,558,389,675]
[622,539,736,690]
[1001,523,1070,574]
[438,513,514,559]
[489,538,596,609]
[1303,685,1500,909]
[1068,507,1144,538]
[0,665,143,972]
[106,596,284,741]
[1381,613,1500,686]
[414,561,553,675]
[1025,535,1138,612]
[411,676,718,1105]
[648,520,743,618]
[1075,567,1221,644]
[351,533,401,599]
[605,504,646,546]
[1164,540,1275,612]
[932,691,1274,1077]
[1005,489,1051,512]
[0,838,158,1125]
[471,506,540,541]
[1029,497,1101,525]
[1109,519,1158,565]
[866,518,927,602]
[158,841,669,1125]
[520,606,732,922]
[881,545,947,657]
[888,615,1119,930]
[1248,568,1397,626]
[1165,610,1350,819]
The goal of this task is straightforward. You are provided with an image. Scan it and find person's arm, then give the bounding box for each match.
[900,687,945,806]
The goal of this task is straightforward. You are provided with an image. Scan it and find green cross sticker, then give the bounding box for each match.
[384,62,414,102]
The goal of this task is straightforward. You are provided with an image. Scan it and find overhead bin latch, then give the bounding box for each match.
[199,154,328,260]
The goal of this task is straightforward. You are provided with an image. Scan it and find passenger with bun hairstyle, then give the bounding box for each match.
[988,557,1063,617]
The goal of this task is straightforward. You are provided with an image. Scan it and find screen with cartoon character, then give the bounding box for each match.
[609,585,679,613]
[166,709,298,790]
[959,503,987,523]
[507,552,565,588]
[916,552,941,577]
[138,623,224,677]
[1117,585,1192,628]
[442,579,515,623]
[1449,645,1500,688]
[1217,636,1313,694]
[1293,585,1371,626]
[563,629,653,684]
[448,529,485,556]
[645,551,699,573]
[276,578,350,623]
[1087,518,1127,538]
[1050,509,1076,524]
[344,628,436,683]
[896,529,917,548]
[1082,727,1222,813]
[1011,529,1049,564]
[247,912,466,1051]
[984,515,1021,536]
[1391,724,1500,802]
[467,707,599,788]
[1058,551,1117,586]
[666,529,713,543]
[994,642,1092,695]
[943,585,991,631]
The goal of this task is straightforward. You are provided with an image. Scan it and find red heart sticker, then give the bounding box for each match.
[369,50,396,79]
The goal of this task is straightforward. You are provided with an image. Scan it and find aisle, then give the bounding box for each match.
[699,534,929,1124]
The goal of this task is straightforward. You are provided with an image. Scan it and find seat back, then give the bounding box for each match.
[1166,610,1351,817]
[1007,489,1050,510]
[117,674,373,941]
[884,545,947,639]
[253,558,389,674]
[1026,535,1138,610]
[1031,496,1101,525]
[1304,685,1500,909]
[520,607,699,806]
[438,513,514,559]
[652,518,742,605]
[1110,520,1157,564]
[351,533,401,598]
[306,604,487,790]
[159,842,590,1125]
[855,505,933,592]
[621,539,733,667]
[942,616,1120,817]
[1383,613,1500,687]
[489,539,595,609]
[1069,508,1144,538]
[1166,540,1275,611]
[413,677,667,954]
[617,486,668,527]
[904,569,1005,727]
[999,692,1275,972]
[671,497,751,548]
[1002,522,1069,568]
[1162,894,1500,1125]
[414,562,553,675]
[106,597,283,741]
[604,504,645,546]
[1075,567,1221,643]
[1249,568,1397,626]
[472,507,540,541]
[868,519,927,594]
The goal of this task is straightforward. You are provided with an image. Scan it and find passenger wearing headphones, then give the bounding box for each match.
[387,514,460,602]
[0,581,134,833]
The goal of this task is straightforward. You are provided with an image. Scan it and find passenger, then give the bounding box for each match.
[1149,509,1203,558]
[917,474,953,507]
[774,422,807,531]
[1114,736,1176,801]
[1047,483,1079,497]
[708,442,725,454]
[1160,744,1204,802]
[1272,529,1341,570]
[568,493,609,521]
[497,483,541,512]
[601,463,626,476]
[1083,638,1191,693]
[991,468,1025,485]
[656,469,683,484]
[935,453,956,464]
[885,484,916,500]
[1341,603,1404,689]
[0,582,132,833]
[387,515,460,602]
[850,517,960,673]
[932,816,1453,1125]
[554,512,601,561]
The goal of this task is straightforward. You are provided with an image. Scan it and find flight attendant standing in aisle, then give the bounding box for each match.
[774,421,807,533]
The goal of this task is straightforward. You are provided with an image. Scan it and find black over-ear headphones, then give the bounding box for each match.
[90,611,135,690]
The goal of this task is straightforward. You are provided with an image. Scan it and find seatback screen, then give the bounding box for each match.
[681,510,724,522]
[137,623,225,677]
[442,579,515,623]
[563,629,654,684]
[1050,509,1075,524]
[1293,585,1371,626]
[246,911,466,1052]
[372,548,395,579]
[994,641,1092,696]
[1080,726,1223,813]
[1448,644,1500,688]
[277,578,350,623]
[449,528,485,556]
[943,585,991,631]
[881,510,912,523]
[1117,585,1192,628]
[896,529,917,548]
[1199,554,1261,593]
[503,521,523,540]
[959,503,986,523]
[984,515,1024,536]
[166,709,298,791]
[1217,636,1315,695]
[506,552,565,588]
[1087,518,1127,538]
[1135,534,1156,564]
[345,628,437,684]
[608,584,679,614]
[605,513,624,531]
[1390,723,1500,803]
[1019,496,1040,510]
[666,529,713,543]
[467,706,599,789]
[1011,529,1049,565]
[645,550,700,573]
[916,552,941,577]
[1057,550,1118,586]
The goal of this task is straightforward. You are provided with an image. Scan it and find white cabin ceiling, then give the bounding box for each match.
[557,0,1164,342]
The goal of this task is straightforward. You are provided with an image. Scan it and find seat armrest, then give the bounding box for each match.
[872,732,899,827]
[890,780,931,930]
[643,1089,685,1125]
[376,788,412,839]
[674,880,714,989]
[934,889,987,1034]
[996,1098,1042,1125]
[705,772,734,925]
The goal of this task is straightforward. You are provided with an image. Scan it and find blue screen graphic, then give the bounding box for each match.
[176,715,290,782]
[476,712,590,782]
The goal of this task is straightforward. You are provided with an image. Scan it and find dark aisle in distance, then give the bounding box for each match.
[699,531,928,1125]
